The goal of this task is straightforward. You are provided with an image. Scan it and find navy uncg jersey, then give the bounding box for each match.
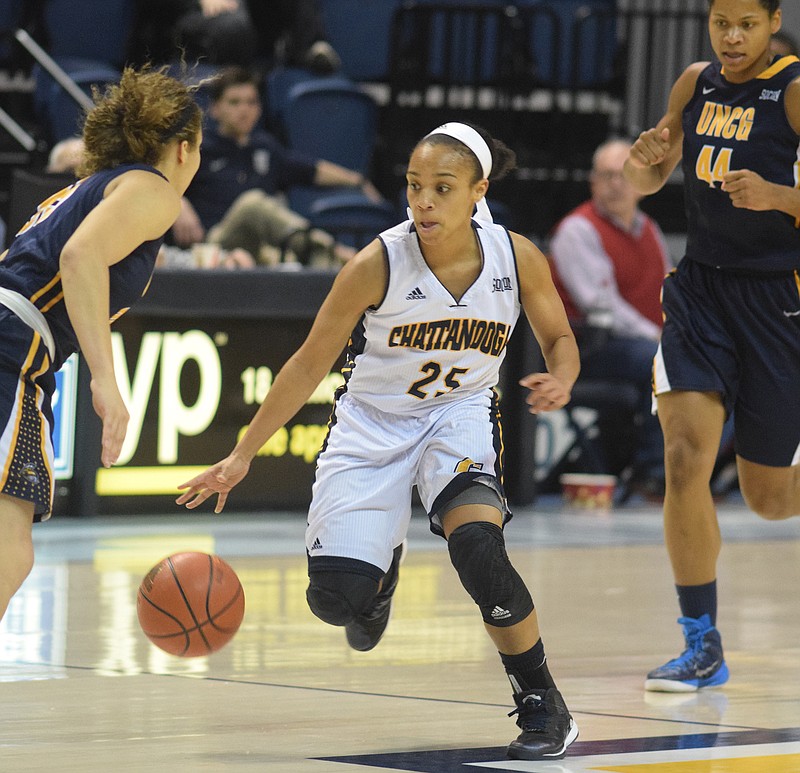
[0,164,166,369]
[682,56,800,272]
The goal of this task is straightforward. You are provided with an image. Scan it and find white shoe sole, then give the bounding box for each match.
[546,718,579,757]
[508,718,579,761]
[645,677,699,693]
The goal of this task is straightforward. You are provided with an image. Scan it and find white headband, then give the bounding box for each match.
[423,122,494,223]
[425,122,493,179]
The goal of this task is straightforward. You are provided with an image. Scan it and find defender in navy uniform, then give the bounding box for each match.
[624,0,800,692]
[0,67,202,622]
[178,123,581,760]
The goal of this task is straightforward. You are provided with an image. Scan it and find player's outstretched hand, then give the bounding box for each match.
[629,127,671,168]
[176,453,251,513]
[519,373,572,414]
[90,376,129,469]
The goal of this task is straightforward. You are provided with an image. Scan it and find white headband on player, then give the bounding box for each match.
[426,122,493,178]
[424,122,494,223]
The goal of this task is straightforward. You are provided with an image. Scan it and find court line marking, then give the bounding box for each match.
[466,742,800,771]
[0,658,768,732]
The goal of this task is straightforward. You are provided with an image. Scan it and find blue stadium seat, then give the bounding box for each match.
[305,191,398,249]
[42,0,134,68]
[264,66,353,140]
[523,0,618,87]
[282,77,395,242]
[319,0,403,82]
[33,57,121,143]
[284,79,379,174]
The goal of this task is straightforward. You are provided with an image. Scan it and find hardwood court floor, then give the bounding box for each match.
[1,496,799,772]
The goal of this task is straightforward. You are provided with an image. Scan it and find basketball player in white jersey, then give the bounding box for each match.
[178,122,581,761]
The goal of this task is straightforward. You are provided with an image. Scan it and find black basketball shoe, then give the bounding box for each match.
[507,687,579,760]
[345,541,406,652]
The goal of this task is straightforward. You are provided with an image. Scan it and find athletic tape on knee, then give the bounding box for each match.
[447,521,534,627]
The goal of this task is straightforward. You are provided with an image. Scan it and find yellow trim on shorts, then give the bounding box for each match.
[0,334,41,489]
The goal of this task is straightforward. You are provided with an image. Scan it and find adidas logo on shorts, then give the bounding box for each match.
[491,605,511,620]
[310,537,323,551]
[405,287,426,300]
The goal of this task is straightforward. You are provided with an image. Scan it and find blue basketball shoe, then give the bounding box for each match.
[645,614,729,692]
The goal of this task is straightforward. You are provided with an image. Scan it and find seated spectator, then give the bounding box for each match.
[44,135,254,270]
[131,0,256,67]
[169,0,257,67]
[243,0,341,73]
[173,66,383,266]
[130,0,339,73]
[549,138,671,496]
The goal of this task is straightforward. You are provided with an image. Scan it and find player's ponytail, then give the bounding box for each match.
[80,65,202,177]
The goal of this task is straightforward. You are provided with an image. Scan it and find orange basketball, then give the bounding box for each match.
[137,552,245,657]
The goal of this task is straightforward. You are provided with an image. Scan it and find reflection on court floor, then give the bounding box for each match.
[0,504,798,772]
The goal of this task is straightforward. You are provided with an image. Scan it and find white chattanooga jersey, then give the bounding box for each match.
[342,218,522,416]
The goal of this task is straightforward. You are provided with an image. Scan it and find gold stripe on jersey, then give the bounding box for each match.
[30,273,63,310]
[388,318,511,356]
[30,273,60,302]
[757,55,800,79]
[109,306,131,324]
[490,387,505,485]
[40,291,64,313]
[721,55,800,81]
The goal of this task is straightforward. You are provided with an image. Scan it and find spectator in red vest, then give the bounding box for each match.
[549,138,672,497]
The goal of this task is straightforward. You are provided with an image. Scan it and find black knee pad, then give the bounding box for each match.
[306,570,379,626]
[447,521,534,627]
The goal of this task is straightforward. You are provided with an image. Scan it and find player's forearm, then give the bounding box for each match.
[61,249,115,382]
[542,333,580,391]
[773,182,800,220]
[623,158,668,195]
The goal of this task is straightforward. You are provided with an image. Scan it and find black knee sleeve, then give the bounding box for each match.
[447,522,534,627]
[306,570,379,626]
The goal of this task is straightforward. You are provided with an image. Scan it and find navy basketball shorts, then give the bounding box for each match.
[0,309,56,520]
[654,258,800,467]
[305,390,510,574]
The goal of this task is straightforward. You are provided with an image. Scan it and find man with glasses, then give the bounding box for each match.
[549,138,672,498]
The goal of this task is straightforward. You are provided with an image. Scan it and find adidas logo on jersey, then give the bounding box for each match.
[405,287,426,300]
[310,537,323,551]
[491,605,511,620]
